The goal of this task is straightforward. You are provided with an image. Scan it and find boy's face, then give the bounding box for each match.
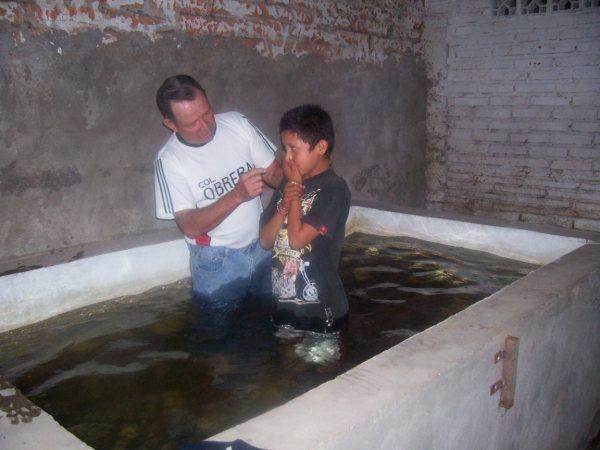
[281,130,329,180]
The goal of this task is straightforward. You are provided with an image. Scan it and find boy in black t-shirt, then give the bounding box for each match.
[260,105,351,333]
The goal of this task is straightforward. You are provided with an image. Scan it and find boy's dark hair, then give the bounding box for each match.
[279,104,335,156]
[156,75,206,122]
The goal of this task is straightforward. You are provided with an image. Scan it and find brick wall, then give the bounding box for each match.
[0,0,424,63]
[424,0,600,232]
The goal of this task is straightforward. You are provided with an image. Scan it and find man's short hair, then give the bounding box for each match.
[156,75,206,122]
[279,105,335,156]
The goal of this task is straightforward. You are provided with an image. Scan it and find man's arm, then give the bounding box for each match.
[242,114,281,188]
[175,168,265,239]
[262,159,283,189]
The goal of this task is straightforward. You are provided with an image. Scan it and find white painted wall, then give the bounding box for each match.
[1,207,598,449]
[346,206,590,264]
[1,206,590,332]
[0,401,92,450]
[212,243,600,449]
[0,240,189,333]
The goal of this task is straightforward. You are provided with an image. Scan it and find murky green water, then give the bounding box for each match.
[0,233,538,449]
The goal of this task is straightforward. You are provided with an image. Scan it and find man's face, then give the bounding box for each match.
[163,90,217,145]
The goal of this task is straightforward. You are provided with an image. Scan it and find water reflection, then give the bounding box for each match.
[274,325,342,366]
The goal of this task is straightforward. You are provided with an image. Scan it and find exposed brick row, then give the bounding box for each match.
[424,1,599,232]
[425,3,599,231]
[0,0,424,62]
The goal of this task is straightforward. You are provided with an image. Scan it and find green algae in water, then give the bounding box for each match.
[0,233,538,449]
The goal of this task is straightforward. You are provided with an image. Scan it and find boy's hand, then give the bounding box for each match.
[283,156,302,183]
[283,181,303,209]
[234,168,266,202]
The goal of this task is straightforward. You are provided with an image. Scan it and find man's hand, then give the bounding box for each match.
[234,168,266,202]
[262,159,283,188]
[176,167,266,238]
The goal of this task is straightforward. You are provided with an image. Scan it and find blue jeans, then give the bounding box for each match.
[189,239,272,303]
[188,239,272,339]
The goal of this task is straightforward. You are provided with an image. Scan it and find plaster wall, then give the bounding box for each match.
[423,0,600,233]
[0,1,427,262]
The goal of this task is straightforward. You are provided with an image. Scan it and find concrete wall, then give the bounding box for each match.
[1,205,595,333]
[423,0,600,233]
[0,376,91,450]
[1,206,598,449]
[4,0,598,261]
[0,1,427,262]
[213,242,600,450]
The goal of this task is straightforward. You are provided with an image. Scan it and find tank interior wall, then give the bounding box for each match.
[213,242,600,449]
[0,206,592,333]
[0,1,427,263]
[0,207,598,448]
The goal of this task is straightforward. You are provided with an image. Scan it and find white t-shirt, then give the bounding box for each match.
[154,111,276,248]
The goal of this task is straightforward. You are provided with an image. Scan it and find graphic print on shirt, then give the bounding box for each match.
[272,189,321,305]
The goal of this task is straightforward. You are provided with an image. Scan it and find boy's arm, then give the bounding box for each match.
[260,182,304,249]
[286,183,320,250]
[259,208,286,249]
[289,179,351,252]
[280,158,321,250]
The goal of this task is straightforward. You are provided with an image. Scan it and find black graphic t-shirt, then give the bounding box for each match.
[260,169,351,333]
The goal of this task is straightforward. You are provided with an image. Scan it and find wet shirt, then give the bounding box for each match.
[261,169,351,333]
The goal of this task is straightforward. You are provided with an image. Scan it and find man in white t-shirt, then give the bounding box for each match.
[154,75,282,324]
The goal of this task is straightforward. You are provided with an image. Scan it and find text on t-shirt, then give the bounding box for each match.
[200,162,255,200]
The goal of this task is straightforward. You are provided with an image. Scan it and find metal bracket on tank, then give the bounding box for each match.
[490,335,520,409]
